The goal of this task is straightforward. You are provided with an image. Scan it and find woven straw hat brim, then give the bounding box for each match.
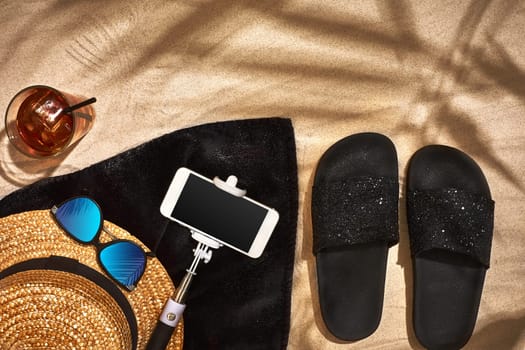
[0,210,183,349]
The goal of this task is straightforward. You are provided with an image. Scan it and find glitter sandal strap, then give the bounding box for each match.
[407,188,494,268]
[312,176,399,254]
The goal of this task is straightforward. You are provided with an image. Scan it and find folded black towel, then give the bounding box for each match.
[0,117,298,350]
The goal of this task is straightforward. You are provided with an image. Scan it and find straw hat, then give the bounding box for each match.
[0,210,183,349]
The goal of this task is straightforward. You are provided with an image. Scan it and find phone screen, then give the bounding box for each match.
[171,174,269,251]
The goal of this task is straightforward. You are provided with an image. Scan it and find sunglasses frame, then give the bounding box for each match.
[51,196,150,291]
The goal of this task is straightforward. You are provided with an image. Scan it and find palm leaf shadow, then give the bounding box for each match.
[435,103,524,192]
[405,0,524,192]
[472,35,525,100]
[75,0,524,192]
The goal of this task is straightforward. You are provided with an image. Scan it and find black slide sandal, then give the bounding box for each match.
[407,145,495,349]
[312,133,399,341]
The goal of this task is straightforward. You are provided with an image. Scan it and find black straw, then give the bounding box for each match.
[63,97,97,114]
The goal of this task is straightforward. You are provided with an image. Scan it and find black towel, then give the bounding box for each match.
[0,117,298,350]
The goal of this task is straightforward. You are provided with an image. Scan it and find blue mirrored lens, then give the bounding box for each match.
[55,197,102,243]
[99,241,146,288]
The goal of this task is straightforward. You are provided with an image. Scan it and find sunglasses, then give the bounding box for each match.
[51,196,152,291]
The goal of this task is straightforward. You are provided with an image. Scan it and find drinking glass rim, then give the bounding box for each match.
[4,85,77,158]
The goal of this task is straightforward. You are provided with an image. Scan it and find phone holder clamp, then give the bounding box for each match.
[213,175,247,197]
[190,230,221,251]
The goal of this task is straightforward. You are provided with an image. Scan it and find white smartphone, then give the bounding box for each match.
[160,167,280,258]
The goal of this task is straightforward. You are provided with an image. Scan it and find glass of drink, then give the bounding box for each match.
[4,85,96,158]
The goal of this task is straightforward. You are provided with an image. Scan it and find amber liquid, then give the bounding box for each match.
[16,87,74,156]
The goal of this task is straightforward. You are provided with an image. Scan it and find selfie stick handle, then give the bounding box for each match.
[146,239,216,350]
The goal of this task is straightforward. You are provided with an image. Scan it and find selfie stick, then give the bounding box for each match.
[146,233,219,349]
[146,176,245,350]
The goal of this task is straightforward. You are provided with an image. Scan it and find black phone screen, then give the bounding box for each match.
[171,174,269,251]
